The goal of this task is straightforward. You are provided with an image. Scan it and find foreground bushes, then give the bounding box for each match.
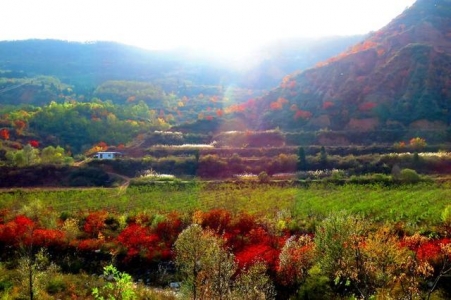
[0,205,451,299]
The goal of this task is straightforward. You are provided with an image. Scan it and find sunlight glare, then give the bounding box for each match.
[1,0,416,59]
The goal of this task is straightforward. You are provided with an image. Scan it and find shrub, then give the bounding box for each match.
[0,279,13,292]
[46,278,66,294]
[258,171,270,183]
[92,265,136,300]
[296,265,333,300]
[399,168,421,183]
[409,137,427,151]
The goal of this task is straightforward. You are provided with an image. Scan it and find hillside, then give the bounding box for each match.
[0,37,362,93]
[249,0,451,133]
[0,36,364,153]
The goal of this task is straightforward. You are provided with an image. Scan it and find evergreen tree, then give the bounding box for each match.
[297,147,307,171]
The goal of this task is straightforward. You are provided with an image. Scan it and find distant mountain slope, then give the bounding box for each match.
[0,36,362,94]
[251,0,451,131]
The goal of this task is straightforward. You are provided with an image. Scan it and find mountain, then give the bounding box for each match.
[0,37,362,94]
[250,0,451,133]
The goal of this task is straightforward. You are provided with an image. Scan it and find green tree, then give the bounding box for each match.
[23,144,40,166]
[92,265,137,300]
[314,211,369,297]
[297,147,307,171]
[17,248,60,300]
[41,145,65,164]
[5,150,27,166]
[319,146,327,168]
[174,224,236,299]
[232,262,276,300]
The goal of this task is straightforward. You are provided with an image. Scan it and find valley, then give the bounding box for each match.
[1,0,451,299]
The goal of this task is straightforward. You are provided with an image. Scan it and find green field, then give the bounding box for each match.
[1,182,450,230]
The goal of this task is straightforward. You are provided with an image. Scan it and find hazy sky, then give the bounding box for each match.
[1,0,416,57]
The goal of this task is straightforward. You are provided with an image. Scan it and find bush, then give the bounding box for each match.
[296,265,333,300]
[0,279,13,291]
[399,168,421,183]
[258,171,270,183]
[46,278,66,294]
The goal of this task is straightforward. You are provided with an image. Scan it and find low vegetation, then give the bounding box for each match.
[0,196,451,299]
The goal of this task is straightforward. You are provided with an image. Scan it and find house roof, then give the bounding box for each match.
[96,152,122,154]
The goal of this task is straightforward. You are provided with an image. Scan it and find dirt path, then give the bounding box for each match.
[107,172,131,195]
[73,158,92,167]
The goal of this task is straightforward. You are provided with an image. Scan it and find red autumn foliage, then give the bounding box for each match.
[277,239,315,286]
[233,226,287,272]
[216,109,224,117]
[117,224,171,260]
[235,243,275,268]
[29,140,39,148]
[83,211,108,237]
[0,215,35,245]
[77,238,104,251]
[416,238,451,262]
[33,229,65,247]
[14,120,26,132]
[153,213,183,244]
[197,209,231,233]
[294,110,312,120]
[205,115,214,121]
[0,128,10,140]
[270,101,283,110]
[97,141,108,149]
[231,213,258,235]
[226,213,259,251]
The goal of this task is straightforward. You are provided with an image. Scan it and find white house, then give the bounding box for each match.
[93,152,122,160]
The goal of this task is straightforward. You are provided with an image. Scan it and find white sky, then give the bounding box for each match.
[1,0,416,58]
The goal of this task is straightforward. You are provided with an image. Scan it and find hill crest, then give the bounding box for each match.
[250,0,451,132]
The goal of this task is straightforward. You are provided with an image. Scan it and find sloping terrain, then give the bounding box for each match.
[250,0,451,132]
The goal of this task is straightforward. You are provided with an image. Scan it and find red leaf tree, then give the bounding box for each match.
[0,128,10,140]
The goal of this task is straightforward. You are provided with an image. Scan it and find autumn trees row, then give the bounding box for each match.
[1,206,451,299]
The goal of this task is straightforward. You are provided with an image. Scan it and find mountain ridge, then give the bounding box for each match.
[249,0,451,132]
[0,36,363,93]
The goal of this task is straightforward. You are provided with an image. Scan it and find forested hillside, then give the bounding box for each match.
[0,36,362,154]
[246,0,451,133]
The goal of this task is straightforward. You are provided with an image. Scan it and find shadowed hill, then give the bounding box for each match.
[0,37,362,94]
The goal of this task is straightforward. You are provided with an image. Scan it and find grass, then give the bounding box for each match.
[1,182,450,228]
